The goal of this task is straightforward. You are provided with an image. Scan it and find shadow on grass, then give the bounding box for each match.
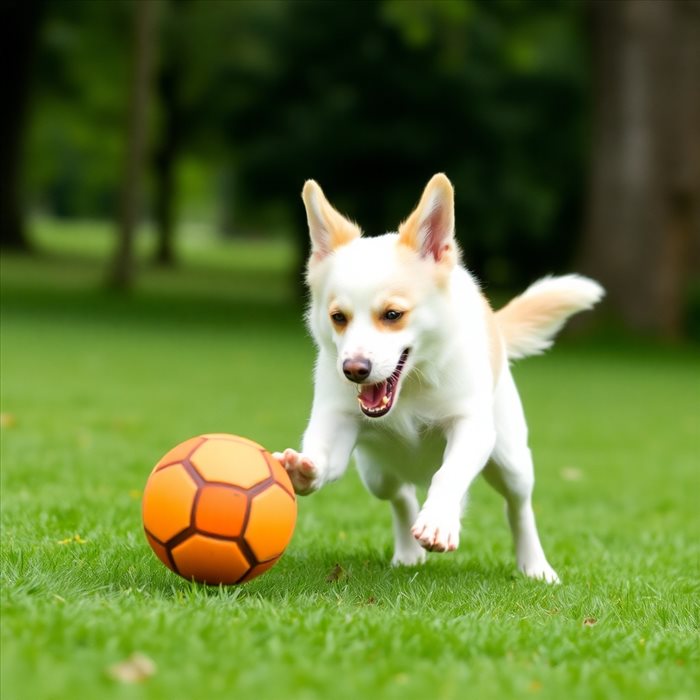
[119,546,516,607]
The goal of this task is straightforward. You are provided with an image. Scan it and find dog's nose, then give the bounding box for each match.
[343,357,372,383]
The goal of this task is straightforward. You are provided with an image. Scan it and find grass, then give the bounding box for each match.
[1,222,699,700]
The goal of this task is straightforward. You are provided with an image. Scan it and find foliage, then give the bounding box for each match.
[27,0,131,217]
[232,0,590,284]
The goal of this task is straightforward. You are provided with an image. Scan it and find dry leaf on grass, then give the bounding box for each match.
[326,563,348,582]
[0,413,16,429]
[583,617,598,627]
[57,534,88,545]
[107,653,156,683]
[560,467,583,481]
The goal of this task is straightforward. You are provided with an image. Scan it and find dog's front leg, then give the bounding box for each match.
[274,408,358,496]
[412,415,496,552]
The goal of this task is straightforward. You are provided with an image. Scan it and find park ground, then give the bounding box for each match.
[1,223,698,700]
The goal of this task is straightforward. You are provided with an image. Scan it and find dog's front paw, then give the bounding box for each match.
[272,449,321,495]
[411,508,460,553]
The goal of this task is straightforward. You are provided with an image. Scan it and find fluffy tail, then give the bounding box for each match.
[495,275,605,360]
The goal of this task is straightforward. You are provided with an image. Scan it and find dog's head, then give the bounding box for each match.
[302,174,460,419]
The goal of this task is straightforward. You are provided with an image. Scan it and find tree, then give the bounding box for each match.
[152,0,188,266]
[110,0,158,289]
[581,0,700,338]
[0,0,45,251]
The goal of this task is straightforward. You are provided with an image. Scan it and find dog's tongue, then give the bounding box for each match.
[359,381,388,409]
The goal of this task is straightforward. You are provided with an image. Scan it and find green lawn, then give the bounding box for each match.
[1,226,699,700]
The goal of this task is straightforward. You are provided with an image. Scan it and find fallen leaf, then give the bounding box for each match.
[58,534,88,545]
[583,617,598,627]
[561,467,583,481]
[0,413,16,428]
[325,563,348,582]
[107,653,156,683]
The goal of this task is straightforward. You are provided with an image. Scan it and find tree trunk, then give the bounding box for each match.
[581,0,700,338]
[153,42,182,267]
[0,0,45,251]
[110,0,158,289]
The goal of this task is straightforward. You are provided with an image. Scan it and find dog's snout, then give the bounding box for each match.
[343,357,372,383]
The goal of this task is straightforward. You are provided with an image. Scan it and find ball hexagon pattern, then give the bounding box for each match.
[142,434,296,585]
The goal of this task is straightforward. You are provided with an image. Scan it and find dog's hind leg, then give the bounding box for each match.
[483,370,560,583]
[355,458,426,566]
[388,484,427,566]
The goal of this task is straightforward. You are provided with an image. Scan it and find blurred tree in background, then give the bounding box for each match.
[0,0,46,251]
[582,0,700,339]
[2,0,698,337]
[111,0,157,289]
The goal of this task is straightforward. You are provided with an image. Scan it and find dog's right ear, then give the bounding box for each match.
[398,173,456,267]
[302,180,361,264]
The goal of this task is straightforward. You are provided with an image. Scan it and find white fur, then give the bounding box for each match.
[275,175,604,583]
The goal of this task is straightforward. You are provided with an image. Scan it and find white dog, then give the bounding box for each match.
[274,174,603,582]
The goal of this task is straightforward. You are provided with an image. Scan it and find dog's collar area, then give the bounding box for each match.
[357,349,409,418]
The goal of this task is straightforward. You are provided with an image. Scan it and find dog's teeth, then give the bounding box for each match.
[381,396,389,406]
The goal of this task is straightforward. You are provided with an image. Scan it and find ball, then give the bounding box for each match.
[142,434,296,585]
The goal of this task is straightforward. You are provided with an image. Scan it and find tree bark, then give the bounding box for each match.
[110,0,158,289]
[581,0,700,338]
[153,38,182,267]
[0,0,45,251]
[153,0,194,267]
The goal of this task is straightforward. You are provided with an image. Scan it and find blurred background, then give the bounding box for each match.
[1,0,699,338]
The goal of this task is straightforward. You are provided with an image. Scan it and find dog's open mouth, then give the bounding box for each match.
[357,349,410,418]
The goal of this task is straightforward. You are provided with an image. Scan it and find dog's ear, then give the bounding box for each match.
[302,180,361,263]
[398,173,456,265]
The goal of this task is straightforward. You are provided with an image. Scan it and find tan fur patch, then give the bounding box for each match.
[302,180,361,263]
[324,210,361,251]
[372,297,412,332]
[328,301,351,334]
[496,288,580,359]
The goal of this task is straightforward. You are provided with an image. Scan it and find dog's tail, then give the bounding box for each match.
[495,275,604,360]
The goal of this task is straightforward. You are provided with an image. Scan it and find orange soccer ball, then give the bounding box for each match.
[142,434,296,585]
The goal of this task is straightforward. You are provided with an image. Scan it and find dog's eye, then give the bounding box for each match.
[331,312,347,325]
[383,310,403,322]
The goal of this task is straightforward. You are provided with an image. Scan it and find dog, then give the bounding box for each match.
[274,173,603,582]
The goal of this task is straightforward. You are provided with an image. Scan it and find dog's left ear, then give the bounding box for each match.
[302,180,361,264]
[398,173,455,265]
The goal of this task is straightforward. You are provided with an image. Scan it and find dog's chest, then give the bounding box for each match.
[354,421,447,485]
